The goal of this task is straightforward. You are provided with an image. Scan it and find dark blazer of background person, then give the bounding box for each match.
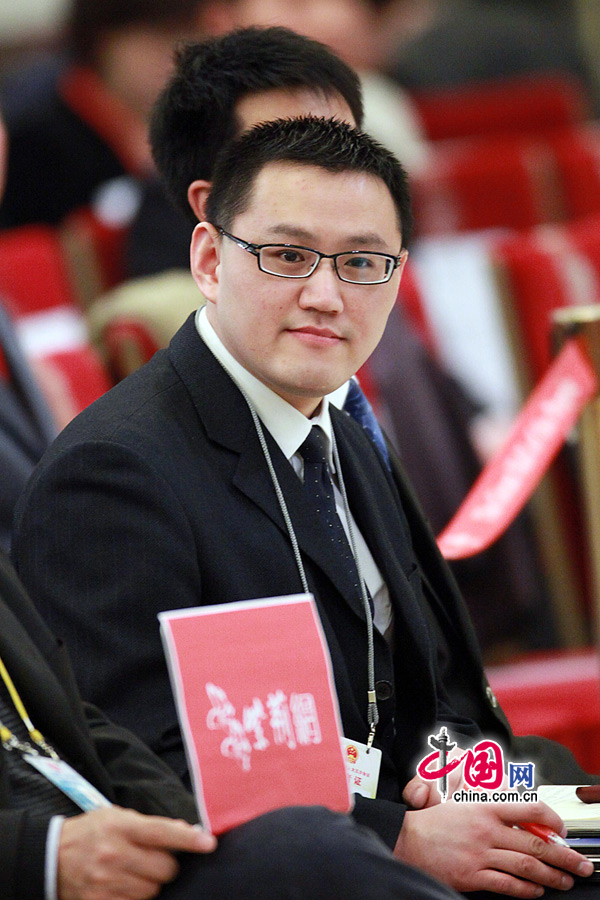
[12,313,487,850]
[0,301,57,550]
[0,549,198,900]
[0,62,128,229]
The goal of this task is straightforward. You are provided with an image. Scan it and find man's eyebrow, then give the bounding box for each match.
[264,224,391,248]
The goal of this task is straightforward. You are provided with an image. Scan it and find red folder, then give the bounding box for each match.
[159,593,352,834]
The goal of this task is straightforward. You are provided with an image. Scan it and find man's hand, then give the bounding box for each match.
[402,746,468,809]
[394,800,594,897]
[57,806,217,900]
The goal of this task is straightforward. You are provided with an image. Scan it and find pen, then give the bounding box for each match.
[519,822,569,847]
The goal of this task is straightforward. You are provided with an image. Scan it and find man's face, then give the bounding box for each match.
[202,0,377,68]
[235,86,355,132]
[187,87,355,219]
[195,161,405,416]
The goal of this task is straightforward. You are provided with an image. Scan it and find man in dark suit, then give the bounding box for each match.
[12,116,594,896]
[0,547,468,900]
[144,27,593,787]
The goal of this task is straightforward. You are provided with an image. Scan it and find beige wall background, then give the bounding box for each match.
[0,0,67,40]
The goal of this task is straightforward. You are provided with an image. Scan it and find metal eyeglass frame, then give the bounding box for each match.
[217,227,405,285]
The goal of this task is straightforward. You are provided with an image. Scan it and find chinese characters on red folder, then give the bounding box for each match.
[159,594,352,834]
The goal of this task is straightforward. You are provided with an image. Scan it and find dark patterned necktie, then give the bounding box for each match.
[343,378,390,469]
[299,425,372,613]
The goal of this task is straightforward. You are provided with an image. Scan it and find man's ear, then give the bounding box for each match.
[397,248,409,282]
[190,222,220,301]
[188,179,212,221]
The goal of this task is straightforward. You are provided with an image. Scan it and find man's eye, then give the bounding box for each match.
[345,255,374,269]
[278,249,305,263]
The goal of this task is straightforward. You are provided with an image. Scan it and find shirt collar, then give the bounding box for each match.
[197,306,343,463]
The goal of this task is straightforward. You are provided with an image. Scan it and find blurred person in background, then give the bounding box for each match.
[126,0,430,281]
[0,0,204,230]
[0,113,57,550]
[196,0,430,174]
[383,0,592,94]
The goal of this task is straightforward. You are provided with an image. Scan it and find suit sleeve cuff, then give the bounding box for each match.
[45,816,65,900]
[351,795,406,850]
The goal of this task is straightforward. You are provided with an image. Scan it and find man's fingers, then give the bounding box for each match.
[496,801,567,837]
[485,848,576,892]
[492,826,594,880]
[402,779,431,809]
[122,813,217,854]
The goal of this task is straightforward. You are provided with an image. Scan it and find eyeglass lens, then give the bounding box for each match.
[258,246,393,283]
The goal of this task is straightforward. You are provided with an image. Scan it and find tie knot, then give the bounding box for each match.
[299,426,329,466]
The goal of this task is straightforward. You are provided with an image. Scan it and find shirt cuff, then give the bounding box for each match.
[45,816,65,900]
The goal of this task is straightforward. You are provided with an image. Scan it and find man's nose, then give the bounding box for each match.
[298,258,344,312]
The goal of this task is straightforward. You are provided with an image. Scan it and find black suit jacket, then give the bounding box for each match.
[0,551,197,900]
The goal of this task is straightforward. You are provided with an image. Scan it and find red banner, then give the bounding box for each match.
[438,339,598,560]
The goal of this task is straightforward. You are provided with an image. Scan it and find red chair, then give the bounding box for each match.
[101,317,161,382]
[0,224,79,314]
[62,206,130,300]
[548,124,600,221]
[0,346,9,381]
[411,135,563,236]
[492,213,600,381]
[395,260,440,357]
[412,74,590,143]
[488,217,600,634]
[0,225,113,424]
[487,648,600,774]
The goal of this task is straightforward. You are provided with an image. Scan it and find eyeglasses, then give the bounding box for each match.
[217,227,405,285]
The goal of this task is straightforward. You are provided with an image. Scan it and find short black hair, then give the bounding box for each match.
[68,0,202,65]
[206,116,412,248]
[150,27,364,222]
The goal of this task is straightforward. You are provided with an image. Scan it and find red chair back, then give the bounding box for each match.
[411,135,563,236]
[412,74,589,142]
[0,225,113,423]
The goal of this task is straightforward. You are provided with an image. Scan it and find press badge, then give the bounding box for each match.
[24,755,112,811]
[341,737,381,799]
